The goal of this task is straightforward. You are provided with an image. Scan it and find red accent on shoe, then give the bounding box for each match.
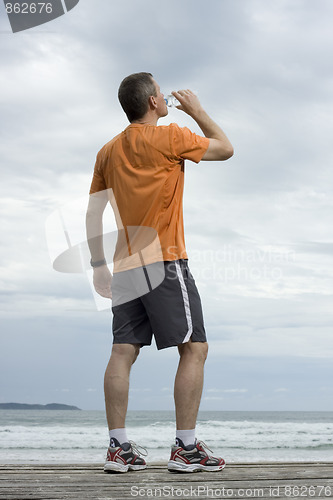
[106,447,127,465]
[174,448,188,464]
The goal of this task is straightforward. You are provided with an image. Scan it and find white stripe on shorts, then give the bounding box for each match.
[175,261,193,344]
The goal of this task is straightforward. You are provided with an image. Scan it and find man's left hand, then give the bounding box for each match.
[93,266,112,299]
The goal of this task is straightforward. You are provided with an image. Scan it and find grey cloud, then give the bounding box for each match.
[293,241,333,256]
[1,0,333,410]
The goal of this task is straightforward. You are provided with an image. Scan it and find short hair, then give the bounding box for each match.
[118,72,157,123]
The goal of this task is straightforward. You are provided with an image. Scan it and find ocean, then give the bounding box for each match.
[1,410,333,464]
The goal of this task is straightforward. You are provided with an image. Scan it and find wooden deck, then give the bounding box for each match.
[0,462,333,499]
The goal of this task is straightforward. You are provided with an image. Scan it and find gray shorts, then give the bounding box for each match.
[111,259,207,350]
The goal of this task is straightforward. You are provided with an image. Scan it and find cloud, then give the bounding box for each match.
[1,0,333,410]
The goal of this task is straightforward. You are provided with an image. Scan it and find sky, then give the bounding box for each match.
[0,0,333,412]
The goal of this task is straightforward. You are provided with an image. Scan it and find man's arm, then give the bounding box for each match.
[172,90,234,161]
[86,191,112,299]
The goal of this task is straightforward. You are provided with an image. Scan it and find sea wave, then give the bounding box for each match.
[1,410,333,463]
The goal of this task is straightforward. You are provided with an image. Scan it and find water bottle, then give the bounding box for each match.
[164,91,198,108]
[164,94,180,107]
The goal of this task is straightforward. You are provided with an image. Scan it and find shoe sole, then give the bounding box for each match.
[129,465,147,471]
[168,461,225,473]
[104,462,129,473]
[104,463,147,473]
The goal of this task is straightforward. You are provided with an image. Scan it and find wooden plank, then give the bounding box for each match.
[0,463,333,500]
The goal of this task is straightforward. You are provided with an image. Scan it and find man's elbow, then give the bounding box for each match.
[202,138,234,161]
[223,145,234,160]
[86,209,95,221]
[86,209,104,224]
[219,145,234,161]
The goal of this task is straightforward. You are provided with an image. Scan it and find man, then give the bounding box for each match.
[86,72,233,473]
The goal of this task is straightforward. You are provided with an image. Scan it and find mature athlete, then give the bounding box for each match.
[86,72,233,473]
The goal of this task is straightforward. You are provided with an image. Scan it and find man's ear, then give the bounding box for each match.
[148,95,157,109]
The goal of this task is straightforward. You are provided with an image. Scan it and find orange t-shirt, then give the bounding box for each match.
[89,122,209,272]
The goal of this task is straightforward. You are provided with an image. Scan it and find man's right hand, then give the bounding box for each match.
[93,266,112,299]
[172,89,234,161]
[172,89,204,118]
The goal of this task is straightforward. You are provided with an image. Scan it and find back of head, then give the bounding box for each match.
[118,72,157,123]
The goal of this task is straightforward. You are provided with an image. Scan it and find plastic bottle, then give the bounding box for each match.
[164,95,180,107]
[164,91,198,108]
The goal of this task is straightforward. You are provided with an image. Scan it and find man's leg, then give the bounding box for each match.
[169,339,225,472]
[104,343,140,431]
[174,339,208,434]
[103,343,148,472]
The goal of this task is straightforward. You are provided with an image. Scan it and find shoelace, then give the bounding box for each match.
[196,440,214,455]
[128,440,148,457]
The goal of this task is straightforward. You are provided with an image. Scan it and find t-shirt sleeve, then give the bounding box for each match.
[89,151,107,194]
[169,123,209,163]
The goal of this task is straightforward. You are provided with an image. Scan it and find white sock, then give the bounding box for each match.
[109,428,128,446]
[176,429,196,447]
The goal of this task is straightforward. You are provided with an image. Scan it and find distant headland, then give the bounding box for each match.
[0,403,81,410]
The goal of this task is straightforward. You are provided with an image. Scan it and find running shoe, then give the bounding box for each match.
[168,438,225,472]
[104,438,148,473]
